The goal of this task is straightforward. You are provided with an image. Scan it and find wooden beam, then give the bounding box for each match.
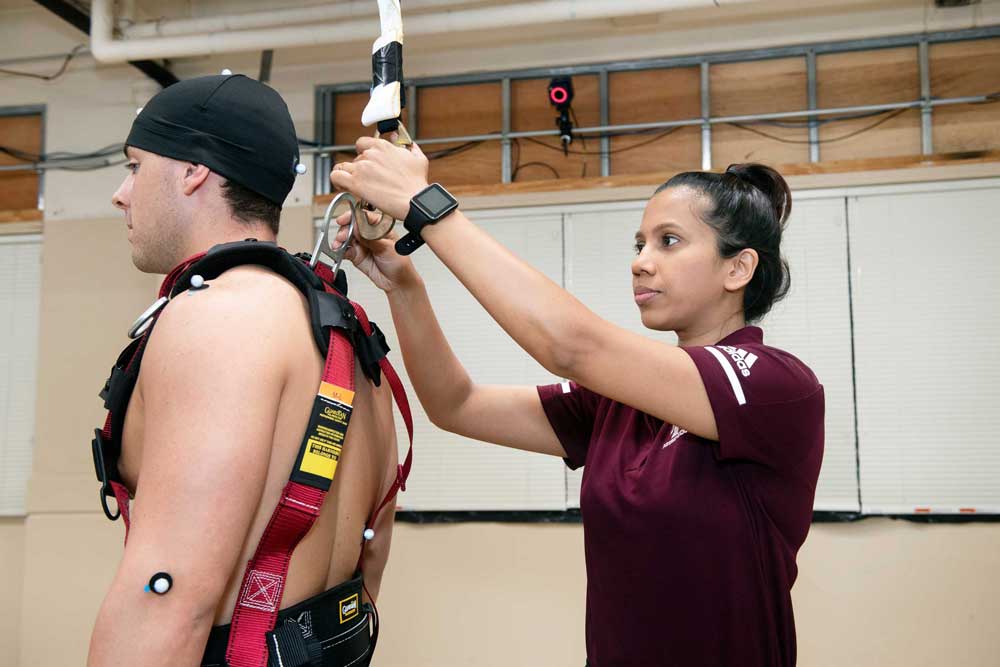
[0,209,43,223]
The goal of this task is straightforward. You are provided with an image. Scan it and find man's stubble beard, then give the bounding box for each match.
[131,197,189,275]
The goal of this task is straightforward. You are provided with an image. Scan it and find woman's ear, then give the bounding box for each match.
[725,248,759,292]
[181,163,211,196]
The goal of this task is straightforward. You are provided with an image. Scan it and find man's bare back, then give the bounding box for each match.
[92,265,397,662]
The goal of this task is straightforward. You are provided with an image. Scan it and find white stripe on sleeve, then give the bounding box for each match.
[704,346,747,406]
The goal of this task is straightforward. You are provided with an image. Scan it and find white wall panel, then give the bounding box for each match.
[851,180,1000,513]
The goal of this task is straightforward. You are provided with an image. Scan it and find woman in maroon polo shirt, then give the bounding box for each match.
[331,139,824,667]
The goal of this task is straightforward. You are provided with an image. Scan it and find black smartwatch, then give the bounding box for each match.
[395,183,459,256]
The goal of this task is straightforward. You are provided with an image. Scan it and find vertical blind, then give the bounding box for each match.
[0,235,41,516]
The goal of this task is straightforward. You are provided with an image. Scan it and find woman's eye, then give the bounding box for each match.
[633,242,645,255]
[662,235,679,247]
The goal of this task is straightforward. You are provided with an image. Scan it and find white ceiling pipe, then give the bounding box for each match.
[90,0,761,64]
[122,0,469,39]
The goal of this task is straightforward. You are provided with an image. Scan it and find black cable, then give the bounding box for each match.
[0,44,85,81]
[751,107,911,128]
[424,140,481,161]
[726,108,909,145]
[511,137,562,182]
[0,141,123,163]
[515,161,562,180]
[523,127,681,156]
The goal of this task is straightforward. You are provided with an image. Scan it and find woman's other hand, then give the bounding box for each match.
[333,208,420,293]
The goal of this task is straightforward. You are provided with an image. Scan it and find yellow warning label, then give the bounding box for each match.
[300,438,342,479]
[318,381,355,406]
[296,383,353,482]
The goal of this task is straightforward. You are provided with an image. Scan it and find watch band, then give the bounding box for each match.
[395,183,458,256]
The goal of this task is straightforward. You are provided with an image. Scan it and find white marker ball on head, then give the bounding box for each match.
[295,162,307,175]
[152,577,170,594]
[190,274,205,289]
[136,107,143,116]
[363,528,375,541]
[221,68,233,75]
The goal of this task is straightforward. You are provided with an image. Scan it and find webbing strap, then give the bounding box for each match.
[226,328,355,667]
[350,300,414,567]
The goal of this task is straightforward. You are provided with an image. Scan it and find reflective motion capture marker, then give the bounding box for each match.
[363,528,375,541]
[188,274,208,292]
[145,572,173,595]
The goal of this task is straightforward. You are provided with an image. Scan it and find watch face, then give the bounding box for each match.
[416,184,456,218]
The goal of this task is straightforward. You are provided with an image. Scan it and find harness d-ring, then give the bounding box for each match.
[127,296,169,339]
[312,192,359,273]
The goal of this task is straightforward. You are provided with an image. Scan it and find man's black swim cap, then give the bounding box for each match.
[125,74,300,206]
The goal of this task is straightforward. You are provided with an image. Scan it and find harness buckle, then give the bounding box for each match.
[91,429,121,521]
[265,617,323,667]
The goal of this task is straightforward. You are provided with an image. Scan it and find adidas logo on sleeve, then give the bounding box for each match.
[718,346,758,377]
[703,345,761,406]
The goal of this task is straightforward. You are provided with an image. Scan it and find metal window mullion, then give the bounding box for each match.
[919,39,933,155]
[501,77,512,183]
[314,90,333,196]
[700,61,711,171]
[407,84,418,139]
[599,69,610,177]
[807,50,820,163]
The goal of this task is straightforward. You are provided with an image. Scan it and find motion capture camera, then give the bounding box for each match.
[548,76,575,155]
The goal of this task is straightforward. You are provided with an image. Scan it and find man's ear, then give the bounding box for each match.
[181,163,211,196]
[724,248,759,293]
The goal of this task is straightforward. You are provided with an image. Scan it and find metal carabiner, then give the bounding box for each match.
[311,192,359,273]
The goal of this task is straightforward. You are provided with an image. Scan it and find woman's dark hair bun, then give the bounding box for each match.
[724,163,792,227]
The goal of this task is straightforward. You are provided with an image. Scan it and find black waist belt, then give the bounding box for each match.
[202,575,377,667]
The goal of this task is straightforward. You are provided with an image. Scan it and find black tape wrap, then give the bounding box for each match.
[372,41,403,87]
[372,41,405,134]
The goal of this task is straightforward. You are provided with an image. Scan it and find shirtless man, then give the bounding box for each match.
[87,75,398,667]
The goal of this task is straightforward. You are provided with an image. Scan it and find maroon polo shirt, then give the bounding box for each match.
[538,326,824,667]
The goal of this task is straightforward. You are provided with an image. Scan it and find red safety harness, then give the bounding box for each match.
[92,240,413,667]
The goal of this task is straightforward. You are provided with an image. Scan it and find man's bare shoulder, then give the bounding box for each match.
[142,265,311,382]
